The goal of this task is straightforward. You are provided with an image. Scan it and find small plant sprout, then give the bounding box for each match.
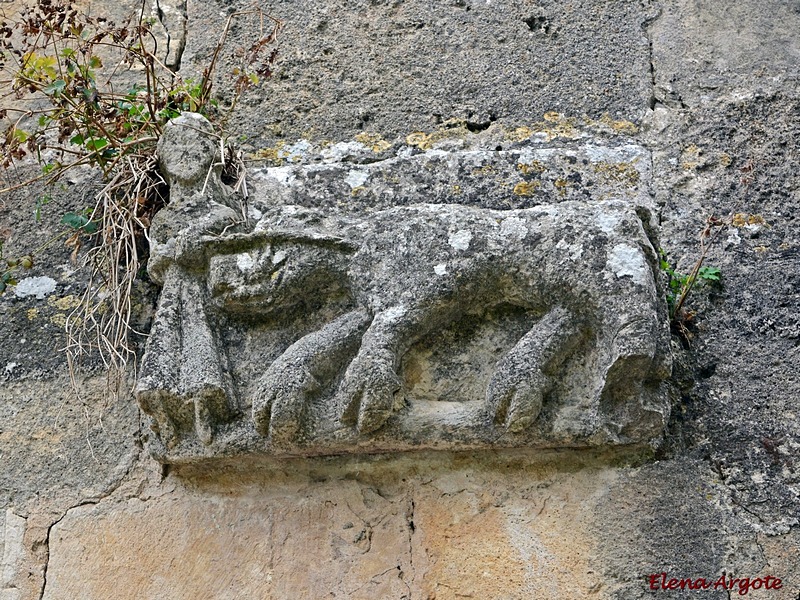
[660,215,730,340]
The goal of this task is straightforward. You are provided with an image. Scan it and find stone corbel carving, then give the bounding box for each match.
[136,114,672,463]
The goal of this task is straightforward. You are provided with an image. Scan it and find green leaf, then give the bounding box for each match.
[43,79,66,95]
[61,212,89,229]
[61,212,98,234]
[70,133,85,146]
[34,194,51,222]
[698,266,721,282]
[84,137,108,152]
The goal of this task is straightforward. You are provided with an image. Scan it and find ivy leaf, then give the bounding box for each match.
[61,212,98,234]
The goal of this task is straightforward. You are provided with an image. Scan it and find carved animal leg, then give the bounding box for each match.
[252,310,370,445]
[177,277,235,445]
[486,306,580,432]
[337,307,417,434]
[595,236,670,398]
[601,313,664,396]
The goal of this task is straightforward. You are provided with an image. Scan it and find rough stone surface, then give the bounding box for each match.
[184,0,654,145]
[1,0,800,598]
[36,452,631,599]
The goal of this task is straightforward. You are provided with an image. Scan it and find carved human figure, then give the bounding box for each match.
[135,113,243,445]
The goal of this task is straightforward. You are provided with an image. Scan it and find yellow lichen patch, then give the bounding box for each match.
[554,178,569,196]
[355,132,391,153]
[250,140,288,166]
[350,186,367,197]
[513,181,541,196]
[719,152,733,167]
[26,308,38,320]
[733,213,769,227]
[680,144,702,170]
[530,113,580,141]
[406,131,430,148]
[452,185,462,195]
[47,294,80,311]
[593,161,641,187]
[50,313,67,328]
[472,165,496,177]
[504,126,533,142]
[406,119,470,151]
[597,114,639,135]
[516,161,547,175]
[754,245,770,253]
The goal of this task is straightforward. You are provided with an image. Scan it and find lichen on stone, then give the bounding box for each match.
[592,161,641,187]
[354,132,391,153]
[512,181,541,196]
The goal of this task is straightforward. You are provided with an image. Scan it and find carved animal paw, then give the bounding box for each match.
[486,370,548,433]
[485,306,576,432]
[252,361,321,445]
[338,353,402,434]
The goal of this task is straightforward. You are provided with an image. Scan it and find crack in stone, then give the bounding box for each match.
[37,501,97,600]
[36,416,142,600]
[642,1,663,110]
[403,497,415,598]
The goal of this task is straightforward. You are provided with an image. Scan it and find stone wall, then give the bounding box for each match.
[1,0,799,598]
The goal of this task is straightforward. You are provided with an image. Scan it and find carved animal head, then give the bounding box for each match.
[203,231,358,318]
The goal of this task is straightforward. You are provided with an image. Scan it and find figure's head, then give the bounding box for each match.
[157,112,220,192]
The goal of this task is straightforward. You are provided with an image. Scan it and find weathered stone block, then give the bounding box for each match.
[137,115,671,462]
